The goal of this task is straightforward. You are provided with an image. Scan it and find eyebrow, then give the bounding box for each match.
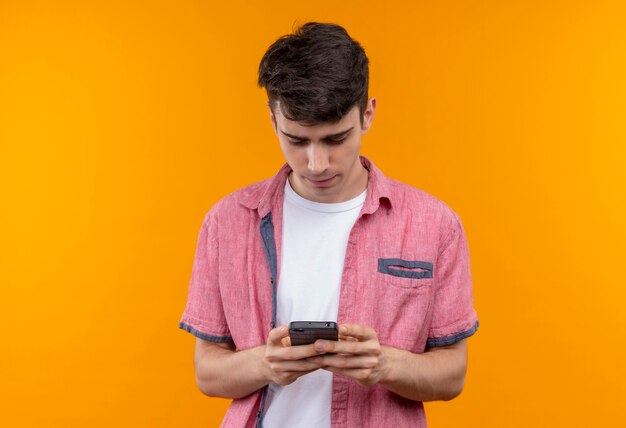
[280,127,354,141]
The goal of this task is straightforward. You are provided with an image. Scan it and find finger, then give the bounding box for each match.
[339,324,377,341]
[322,366,376,385]
[275,342,326,360]
[314,338,377,355]
[268,325,290,346]
[269,360,324,372]
[307,354,378,370]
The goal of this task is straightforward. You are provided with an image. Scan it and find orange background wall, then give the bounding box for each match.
[1,1,625,426]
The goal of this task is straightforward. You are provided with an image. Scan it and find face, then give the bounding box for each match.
[270,98,376,203]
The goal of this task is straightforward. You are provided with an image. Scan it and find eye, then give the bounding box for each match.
[288,139,308,146]
[326,137,347,145]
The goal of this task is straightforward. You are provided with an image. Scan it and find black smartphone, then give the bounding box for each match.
[289,321,339,346]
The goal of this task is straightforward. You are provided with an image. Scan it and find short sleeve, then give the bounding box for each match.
[179,211,233,343]
[426,210,479,347]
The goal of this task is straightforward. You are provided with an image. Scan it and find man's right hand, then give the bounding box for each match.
[193,325,327,398]
[263,325,326,386]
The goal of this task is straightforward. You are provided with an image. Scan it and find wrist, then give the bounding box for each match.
[378,345,400,385]
[256,344,274,384]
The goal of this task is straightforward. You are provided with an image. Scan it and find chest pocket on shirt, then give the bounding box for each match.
[369,258,434,349]
[378,258,433,284]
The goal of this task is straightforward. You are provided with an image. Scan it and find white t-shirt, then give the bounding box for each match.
[262,179,366,428]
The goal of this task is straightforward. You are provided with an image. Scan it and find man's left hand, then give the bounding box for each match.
[306,324,390,386]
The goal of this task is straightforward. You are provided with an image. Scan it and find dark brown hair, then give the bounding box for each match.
[258,22,369,124]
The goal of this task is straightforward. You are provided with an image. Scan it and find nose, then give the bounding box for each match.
[306,143,330,175]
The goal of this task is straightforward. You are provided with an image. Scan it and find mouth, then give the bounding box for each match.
[305,175,337,187]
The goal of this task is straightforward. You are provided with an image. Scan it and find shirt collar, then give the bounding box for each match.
[239,156,393,217]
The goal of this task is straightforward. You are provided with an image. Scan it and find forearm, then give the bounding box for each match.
[379,341,467,402]
[195,344,269,399]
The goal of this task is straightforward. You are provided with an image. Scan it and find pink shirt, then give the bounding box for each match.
[180,156,479,428]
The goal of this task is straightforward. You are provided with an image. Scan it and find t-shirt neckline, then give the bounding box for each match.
[284,179,367,213]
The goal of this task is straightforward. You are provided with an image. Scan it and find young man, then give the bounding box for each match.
[179,22,479,427]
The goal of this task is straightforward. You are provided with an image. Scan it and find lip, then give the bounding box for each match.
[305,175,337,187]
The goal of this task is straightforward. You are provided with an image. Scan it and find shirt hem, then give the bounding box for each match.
[426,320,479,347]
[179,322,234,342]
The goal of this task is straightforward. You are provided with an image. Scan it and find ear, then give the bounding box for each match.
[268,103,278,134]
[360,97,376,135]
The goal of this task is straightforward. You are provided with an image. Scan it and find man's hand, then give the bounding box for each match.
[263,325,326,386]
[306,324,390,386]
[193,325,326,398]
[306,323,468,402]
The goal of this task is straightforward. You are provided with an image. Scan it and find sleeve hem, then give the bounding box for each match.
[179,322,233,343]
[426,320,479,347]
